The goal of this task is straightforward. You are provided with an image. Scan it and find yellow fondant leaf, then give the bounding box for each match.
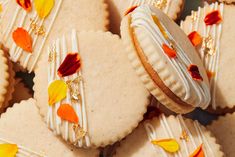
[48,80,67,106]
[34,0,54,18]
[0,4,3,13]
[0,144,18,157]
[152,139,180,153]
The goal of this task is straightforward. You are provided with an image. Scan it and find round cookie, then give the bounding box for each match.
[0,99,99,157]
[0,47,15,114]
[0,0,109,72]
[180,3,235,113]
[107,0,184,34]
[34,30,149,148]
[207,113,235,157]
[114,114,224,157]
[121,5,210,114]
[9,78,32,104]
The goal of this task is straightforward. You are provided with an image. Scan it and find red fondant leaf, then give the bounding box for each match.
[188,64,203,81]
[124,6,138,16]
[12,27,33,53]
[57,53,81,77]
[204,10,222,26]
[16,0,32,12]
[162,44,177,58]
[188,31,202,47]
[57,104,79,123]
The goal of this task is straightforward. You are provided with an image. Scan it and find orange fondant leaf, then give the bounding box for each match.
[57,53,81,77]
[206,70,215,80]
[48,80,67,106]
[190,144,205,157]
[162,43,177,58]
[16,0,32,12]
[188,31,202,47]
[0,4,3,13]
[12,27,32,53]
[0,144,18,157]
[57,104,79,123]
[204,10,222,26]
[34,0,54,18]
[124,5,138,16]
[152,139,180,153]
[188,64,203,81]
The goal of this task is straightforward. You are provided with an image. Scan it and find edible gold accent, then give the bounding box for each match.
[0,4,2,13]
[48,45,56,62]
[202,35,215,56]
[30,18,46,36]
[154,0,167,10]
[180,130,189,142]
[73,124,87,143]
[66,76,82,101]
[191,11,198,23]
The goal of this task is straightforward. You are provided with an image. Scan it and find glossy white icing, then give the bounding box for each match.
[47,30,90,147]
[180,2,224,109]
[131,5,210,109]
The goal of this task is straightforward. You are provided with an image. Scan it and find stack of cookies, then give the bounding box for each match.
[0,0,234,156]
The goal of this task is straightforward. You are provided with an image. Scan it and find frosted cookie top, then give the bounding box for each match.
[0,0,108,72]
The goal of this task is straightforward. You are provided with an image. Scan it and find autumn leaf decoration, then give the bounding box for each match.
[188,64,203,81]
[48,80,67,106]
[34,0,54,19]
[57,104,79,123]
[16,0,32,12]
[124,6,138,16]
[152,139,180,153]
[190,144,205,157]
[12,27,33,53]
[57,53,81,77]
[204,10,222,26]
[162,44,177,58]
[188,31,203,47]
[0,144,18,157]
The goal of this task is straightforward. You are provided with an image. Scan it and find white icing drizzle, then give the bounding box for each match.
[2,0,63,72]
[131,5,211,109]
[181,2,224,109]
[47,30,90,147]
[0,137,46,157]
[144,114,215,156]
[129,0,172,14]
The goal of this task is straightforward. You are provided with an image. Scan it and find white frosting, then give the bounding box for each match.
[47,30,90,147]
[2,0,63,72]
[131,5,211,109]
[0,137,46,157]
[180,2,224,109]
[144,114,214,157]
[129,0,172,13]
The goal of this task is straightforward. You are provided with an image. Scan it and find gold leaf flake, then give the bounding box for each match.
[30,18,46,36]
[180,130,189,142]
[66,76,82,101]
[191,11,198,23]
[48,45,56,62]
[154,0,167,10]
[73,124,87,143]
[202,35,215,56]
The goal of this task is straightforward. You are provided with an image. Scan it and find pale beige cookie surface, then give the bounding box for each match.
[180,3,235,113]
[114,114,224,157]
[107,0,184,34]
[9,79,32,104]
[0,99,99,157]
[34,31,149,148]
[121,5,210,114]
[208,113,235,157]
[0,0,109,72]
